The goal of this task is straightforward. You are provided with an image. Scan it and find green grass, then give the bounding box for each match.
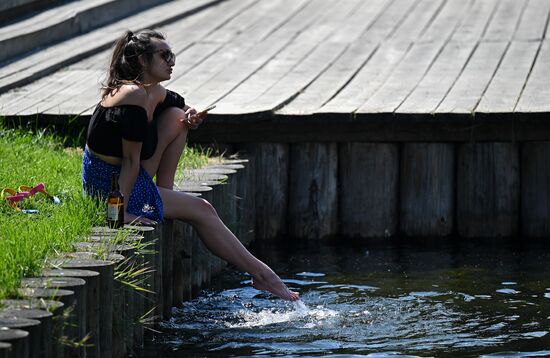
[0,123,210,300]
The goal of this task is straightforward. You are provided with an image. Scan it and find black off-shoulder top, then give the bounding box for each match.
[86,90,185,160]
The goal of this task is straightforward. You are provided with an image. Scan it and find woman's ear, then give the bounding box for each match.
[137,54,148,69]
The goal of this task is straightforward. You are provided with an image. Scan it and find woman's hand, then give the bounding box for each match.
[124,211,157,226]
[182,107,205,129]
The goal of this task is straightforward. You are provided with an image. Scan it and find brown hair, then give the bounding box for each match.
[101,29,165,98]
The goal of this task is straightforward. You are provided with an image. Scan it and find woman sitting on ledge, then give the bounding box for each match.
[82,29,299,301]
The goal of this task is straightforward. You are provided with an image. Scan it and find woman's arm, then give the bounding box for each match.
[119,138,142,222]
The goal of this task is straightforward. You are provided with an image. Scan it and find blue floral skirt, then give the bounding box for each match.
[82,147,164,222]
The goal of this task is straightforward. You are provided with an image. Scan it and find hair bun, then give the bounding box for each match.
[126,31,134,42]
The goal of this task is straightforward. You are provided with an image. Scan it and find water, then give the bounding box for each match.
[141,240,550,357]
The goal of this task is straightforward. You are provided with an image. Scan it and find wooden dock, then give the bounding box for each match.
[2,0,550,240]
[1,0,549,140]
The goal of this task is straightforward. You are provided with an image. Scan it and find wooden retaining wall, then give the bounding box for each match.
[232,140,550,241]
[0,158,252,358]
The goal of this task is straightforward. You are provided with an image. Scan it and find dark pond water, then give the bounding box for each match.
[141,239,550,357]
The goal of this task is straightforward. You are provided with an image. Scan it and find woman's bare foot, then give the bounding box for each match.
[251,269,299,301]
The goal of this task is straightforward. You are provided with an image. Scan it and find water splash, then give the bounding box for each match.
[225,298,339,328]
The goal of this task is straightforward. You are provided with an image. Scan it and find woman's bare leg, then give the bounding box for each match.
[141,107,188,189]
[159,187,299,301]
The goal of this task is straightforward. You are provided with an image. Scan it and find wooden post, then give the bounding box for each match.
[0,309,52,358]
[230,159,256,246]
[242,143,289,240]
[151,222,164,325]
[457,142,519,238]
[42,269,100,358]
[0,318,40,358]
[0,342,11,358]
[73,242,134,256]
[125,226,158,334]
[69,244,132,357]
[206,166,238,233]
[74,239,141,355]
[181,223,194,301]
[20,277,86,357]
[193,190,213,291]
[521,142,550,237]
[0,329,28,358]
[0,299,63,358]
[50,259,114,358]
[16,288,73,358]
[289,143,338,239]
[339,143,399,239]
[190,229,210,297]
[205,177,229,276]
[400,143,455,237]
[161,219,174,320]
[172,220,190,306]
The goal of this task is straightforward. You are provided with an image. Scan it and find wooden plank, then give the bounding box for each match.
[42,70,104,115]
[436,41,508,114]
[288,143,338,239]
[218,40,348,114]
[483,0,528,41]
[170,42,223,86]
[0,83,53,115]
[357,40,445,113]
[200,0,282,44]
[419,0,474,43]
[244,143,289,240]
[163,0,258,49]
[400,143,455,237]
[184,35,302,110]
[515,0,550,40]
[0,0,223,94]
[476,41,539,113]
[389,0,445,41]
[457,142,519,238]
[318,41,410,114]
[339,143,399,239]
[0,50,104,110]
[169,0,315,103]
[19,69,102,115]
[211,22,339,113]
[0,49,106,112]
[274,0,389,115]
[451,0,498,42]
[361,0,417,42]
[217,0,390,113]
[182,0,338,109]
[516,40,550,112]
[276,41,378,115]
[0,0,113,39]
[69,50,111,71]
[521,142,550,237]
[327,0,389,44]
[1,69,81,115]
[397,41,476,113]
[208,0,308,48]
[188,117,514,143]
[13,0,289,115]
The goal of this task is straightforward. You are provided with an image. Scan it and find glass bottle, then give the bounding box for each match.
[107,172,124,228]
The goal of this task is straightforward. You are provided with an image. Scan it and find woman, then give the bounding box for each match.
[82,29,299,301]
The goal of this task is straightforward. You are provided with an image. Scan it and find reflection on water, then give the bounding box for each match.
[141,240,550,357]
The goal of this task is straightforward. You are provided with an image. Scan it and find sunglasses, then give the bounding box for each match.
[148,49,176,63]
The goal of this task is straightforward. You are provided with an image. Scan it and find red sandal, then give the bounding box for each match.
[18,183,60,204]
[1,183,61,211]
